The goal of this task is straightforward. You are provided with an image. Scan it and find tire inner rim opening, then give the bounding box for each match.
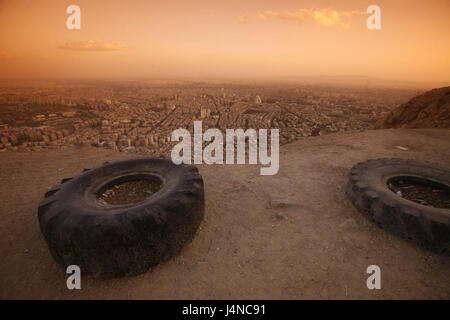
[96,174,163,205]
[387,176,450,209]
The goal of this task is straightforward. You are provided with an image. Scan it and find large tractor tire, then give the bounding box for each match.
[346,158,450,254]
[38,158,204,278]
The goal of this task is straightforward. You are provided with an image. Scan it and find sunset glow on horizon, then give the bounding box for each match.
[0,0,449,85]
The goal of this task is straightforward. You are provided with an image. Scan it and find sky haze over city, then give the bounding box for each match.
[0,0,449,85]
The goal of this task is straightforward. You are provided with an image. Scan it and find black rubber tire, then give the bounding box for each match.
[38,158,204,278]
[346,158,450,254]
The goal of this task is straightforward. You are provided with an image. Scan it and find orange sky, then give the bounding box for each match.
[0,0,449,84]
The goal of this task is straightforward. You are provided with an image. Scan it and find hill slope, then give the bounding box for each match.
[375,86,450,129]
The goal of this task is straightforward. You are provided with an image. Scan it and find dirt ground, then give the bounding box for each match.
[0,128,449,299]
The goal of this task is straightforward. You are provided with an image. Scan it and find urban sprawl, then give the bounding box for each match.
[0,80,420,157]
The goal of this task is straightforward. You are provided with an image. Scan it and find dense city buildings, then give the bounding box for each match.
[0,80,421,156]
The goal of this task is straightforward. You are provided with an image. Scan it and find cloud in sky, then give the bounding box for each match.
[58,40,128,52]
[238,15,249,24]
[257,8,364,29]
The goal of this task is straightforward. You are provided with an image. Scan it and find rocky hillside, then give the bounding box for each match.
[375,86,450,129]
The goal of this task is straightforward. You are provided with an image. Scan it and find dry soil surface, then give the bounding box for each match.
[0,128,449,299]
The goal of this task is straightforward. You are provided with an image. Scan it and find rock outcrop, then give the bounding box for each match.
[375,86,450,129]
